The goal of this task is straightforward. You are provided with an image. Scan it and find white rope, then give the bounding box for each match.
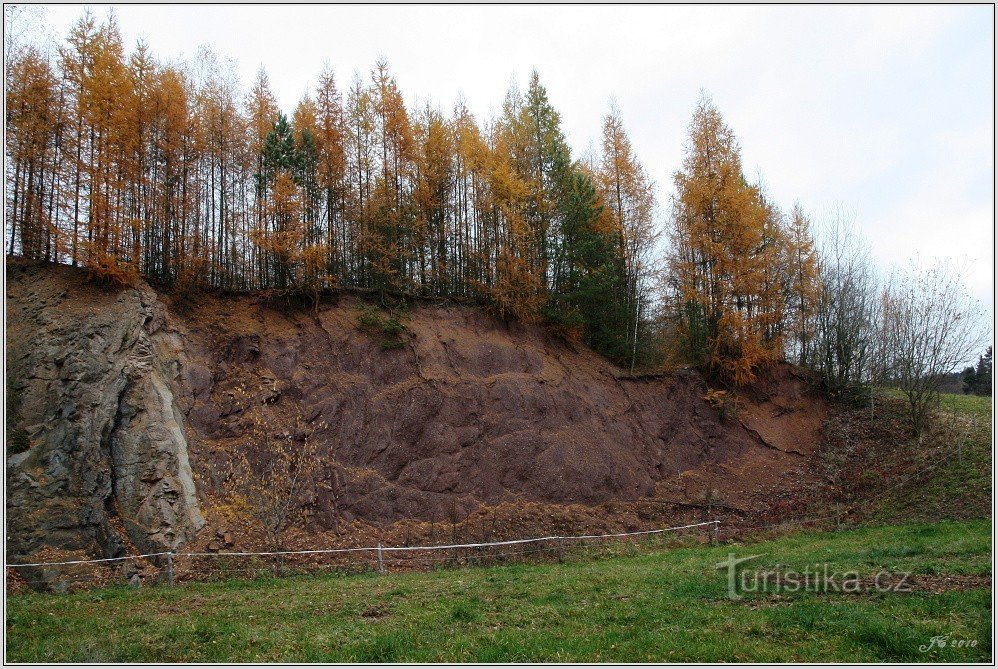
[181,546,376,558]
[8,551,170,568]
[8,521,720,568]
[560,521,717,542]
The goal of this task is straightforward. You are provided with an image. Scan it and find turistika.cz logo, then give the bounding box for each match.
[714,553,914,600]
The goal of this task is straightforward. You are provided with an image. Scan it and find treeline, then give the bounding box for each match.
[962,347,992,397]
[5,12,659,367]
[6,11,986,406]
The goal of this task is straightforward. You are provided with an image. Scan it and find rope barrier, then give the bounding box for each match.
[7,521,719,569]
[8,551,170,568]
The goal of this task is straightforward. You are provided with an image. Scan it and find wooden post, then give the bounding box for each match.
[556,537,564,563]
[711,521,719,545]
[376,543,385,574]
[166,551,174,587]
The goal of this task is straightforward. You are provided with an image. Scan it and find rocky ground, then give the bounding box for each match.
[6,260,827,587]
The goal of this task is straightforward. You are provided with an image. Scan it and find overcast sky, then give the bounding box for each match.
[19,4,997,311]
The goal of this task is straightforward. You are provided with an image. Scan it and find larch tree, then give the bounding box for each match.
[596,102,659,370]
[668,94,784,384]
[314,65,347,280]
[247,67,279,286]
[784,203,820,366]
[5,47,60,261]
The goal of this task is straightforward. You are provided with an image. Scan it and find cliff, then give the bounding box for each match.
[5,261,824,583]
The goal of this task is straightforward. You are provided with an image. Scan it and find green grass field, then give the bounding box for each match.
[867,390,992,523]
[6,520,991,662]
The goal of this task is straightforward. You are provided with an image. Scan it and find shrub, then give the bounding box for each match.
[357,304,408,350]
[705,389,737,422]
[86,250,138,288]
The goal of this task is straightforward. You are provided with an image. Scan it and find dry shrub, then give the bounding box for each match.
[224,384,329,553]
[705,389,737,422]
[85,249,138,288]
[171,256,211,313]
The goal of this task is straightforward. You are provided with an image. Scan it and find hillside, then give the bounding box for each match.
[6,261,825,585]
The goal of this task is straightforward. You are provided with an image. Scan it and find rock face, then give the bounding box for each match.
[6,263,204,569]
[6,262,823,580]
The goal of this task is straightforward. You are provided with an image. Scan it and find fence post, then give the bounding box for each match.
[377,543,385,574]
[166,551,174,587]
[556,537,564,563]
[711,521,719,545]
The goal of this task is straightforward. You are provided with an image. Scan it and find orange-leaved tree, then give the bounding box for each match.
[667,94,797,384]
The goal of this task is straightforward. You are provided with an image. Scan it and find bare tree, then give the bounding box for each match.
[229,385,328,553]
[809,211,880,398]
[877,261,987,438]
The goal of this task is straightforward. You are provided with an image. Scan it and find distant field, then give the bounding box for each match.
[878,387,991,419]
[937,391,993,418]
[6,520,991,662]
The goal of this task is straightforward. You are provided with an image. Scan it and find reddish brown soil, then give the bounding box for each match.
[165,288,826,552]
[5,263,830,562]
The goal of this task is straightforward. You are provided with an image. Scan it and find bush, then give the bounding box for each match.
[86,251,138,288]
[705,389,737,422]
[356,304,408,350]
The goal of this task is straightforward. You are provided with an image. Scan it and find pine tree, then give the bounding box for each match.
[965,347,993,396]
[547,167,629,359]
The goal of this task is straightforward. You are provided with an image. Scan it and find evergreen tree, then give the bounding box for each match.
[964,347,992,396]
[547,168,630,360]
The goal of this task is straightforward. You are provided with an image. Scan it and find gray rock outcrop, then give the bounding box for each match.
[6,263,204,580]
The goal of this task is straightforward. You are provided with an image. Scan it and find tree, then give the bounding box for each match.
[963,347,992,396]
[666,94,783,384]
[362,59,417,298]
[246,67,279,286]
[5,47,60,261]
[547,167,630,359]
[413,104,454,295]
[314,65,347,279]
[878,262,986,437]
[784,204,820,366]
[595,102,659,371]
[147,65,191,286]
[345,72,376,288]
[227,385,328,555]
[809,213,879,398]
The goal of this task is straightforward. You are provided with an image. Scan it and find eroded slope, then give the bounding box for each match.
[6,262,824,570]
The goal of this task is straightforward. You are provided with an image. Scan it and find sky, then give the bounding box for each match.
[14,4,997,313]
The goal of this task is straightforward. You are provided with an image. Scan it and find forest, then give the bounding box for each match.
[4,10,986,423]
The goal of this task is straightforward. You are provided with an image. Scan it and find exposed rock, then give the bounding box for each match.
[6,261,825,587]
[6,263,204,587]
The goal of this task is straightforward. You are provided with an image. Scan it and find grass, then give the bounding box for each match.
[868,388,992,523]
[938,391,992,419]
[876,387,992,422]
[6,520,992,662]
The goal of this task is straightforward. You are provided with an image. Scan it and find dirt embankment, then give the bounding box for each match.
[6,261,826,566]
